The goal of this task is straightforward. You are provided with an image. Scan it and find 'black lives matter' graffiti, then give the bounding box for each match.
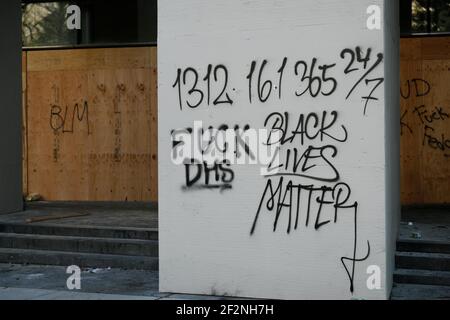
[250,110,370,294]
[170,45,384,294]
[50,101,91,135]
[49,101,90,163]
[401,78,450,158]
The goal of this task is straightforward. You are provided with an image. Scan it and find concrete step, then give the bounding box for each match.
[25,201,158,211]
[0,248,158,270]
[391,283,450,300]
[396,251,450,271]
[0,223,157,240]
[0,233,158,257]
[394,268,450,287]
[397,238,450,254]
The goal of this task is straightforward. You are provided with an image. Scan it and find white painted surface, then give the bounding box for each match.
[158,0,397,299]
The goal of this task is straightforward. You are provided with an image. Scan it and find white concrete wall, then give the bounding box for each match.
[158,0,398,299]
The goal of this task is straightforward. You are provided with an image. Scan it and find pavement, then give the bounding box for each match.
[400,206,450,242]
[0,263,227,300]
[0,202,158,228]
[0,287,155,300]
[1,262,449,300]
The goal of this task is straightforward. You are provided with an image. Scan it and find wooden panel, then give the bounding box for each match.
[26,47,157,202]
[400,37,450,205]
[27,47,153,72]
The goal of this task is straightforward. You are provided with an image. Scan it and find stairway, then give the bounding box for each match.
[0,222,158,270]
[392,238,450,299]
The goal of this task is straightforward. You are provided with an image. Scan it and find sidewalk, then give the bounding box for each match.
[0,263,227,300]
[0,287,229,300]
[0,287,155,300]
[2,262,448,300]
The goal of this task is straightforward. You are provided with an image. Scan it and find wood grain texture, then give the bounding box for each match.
[25,47,157,202]
[400,37,450,205]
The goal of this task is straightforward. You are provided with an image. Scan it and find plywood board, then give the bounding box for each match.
[400,37,450,205]
[26,47,158,202]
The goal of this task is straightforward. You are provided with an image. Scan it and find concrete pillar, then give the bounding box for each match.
[158,0,400,299]
[0,0,23,214]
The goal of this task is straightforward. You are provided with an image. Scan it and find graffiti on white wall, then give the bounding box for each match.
[169,49,385,293]
[159,0,391,300]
